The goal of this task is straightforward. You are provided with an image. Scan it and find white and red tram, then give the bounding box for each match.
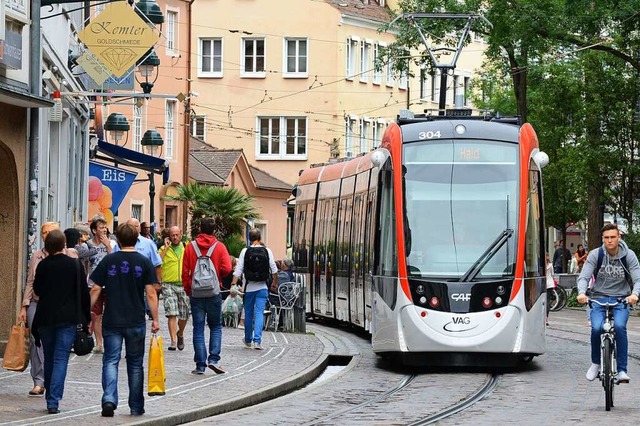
[291,111,549,366]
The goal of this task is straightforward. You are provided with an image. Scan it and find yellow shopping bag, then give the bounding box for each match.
[2,323,30,372]
[147,334,166,396]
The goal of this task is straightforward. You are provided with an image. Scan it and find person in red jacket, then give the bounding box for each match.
[182,218,231,375]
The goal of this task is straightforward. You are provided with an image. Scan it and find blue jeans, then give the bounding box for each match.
[102,324,146,414]
[190,295,222,371]
[39,324,76,409]
[590,297,630,372]
[244,289,268,345]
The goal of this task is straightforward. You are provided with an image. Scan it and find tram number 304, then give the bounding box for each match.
[418,130,442,139]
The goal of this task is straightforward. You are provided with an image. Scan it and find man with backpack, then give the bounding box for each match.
[182,218,231,375]
[577,223,640,383]
[231,228,278,350]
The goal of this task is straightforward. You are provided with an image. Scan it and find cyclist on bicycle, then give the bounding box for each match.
[577,223,640,382]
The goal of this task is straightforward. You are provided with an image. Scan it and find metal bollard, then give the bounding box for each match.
[293,282,306,333]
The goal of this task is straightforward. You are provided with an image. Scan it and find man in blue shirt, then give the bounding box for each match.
[114,219,163,317]
[90,223,159,417]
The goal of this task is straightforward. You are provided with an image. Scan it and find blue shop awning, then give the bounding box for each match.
[96,140,170,184]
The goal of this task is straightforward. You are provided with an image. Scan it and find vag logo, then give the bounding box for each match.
[443,316,477,332]
[451,293,471,301]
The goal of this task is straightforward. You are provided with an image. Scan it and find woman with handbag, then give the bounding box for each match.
[33,230,90,414]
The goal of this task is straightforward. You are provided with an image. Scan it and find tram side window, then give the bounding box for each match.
[377,170,397,277]
[524,167,543,278]
[365,168,379,278]
[293,202,311,270]
[337,177,356,278]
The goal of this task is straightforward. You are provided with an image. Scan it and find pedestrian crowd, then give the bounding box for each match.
[14,215,295,417]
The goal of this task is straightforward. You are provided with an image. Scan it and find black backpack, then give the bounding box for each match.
[244,246,270,282]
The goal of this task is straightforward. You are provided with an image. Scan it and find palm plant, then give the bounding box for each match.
[165,183,259,241]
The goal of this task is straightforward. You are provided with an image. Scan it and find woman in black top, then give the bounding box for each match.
[33,230,90,414]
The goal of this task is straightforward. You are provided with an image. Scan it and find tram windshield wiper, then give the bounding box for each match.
[459,228,513,282]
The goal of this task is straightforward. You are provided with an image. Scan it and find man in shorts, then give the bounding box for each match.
[158,226,189,350]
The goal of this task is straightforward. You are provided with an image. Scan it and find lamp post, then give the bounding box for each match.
[141,130,164,231]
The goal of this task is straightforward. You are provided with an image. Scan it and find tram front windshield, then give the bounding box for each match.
[403,140,518,279]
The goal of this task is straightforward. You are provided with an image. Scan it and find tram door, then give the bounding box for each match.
[364,168,379,330]
[315,180,339,316]
[292,191,313,313]
[349,173,369,325]
[336,176,355,321]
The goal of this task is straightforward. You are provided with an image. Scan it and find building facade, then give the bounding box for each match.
[1,0,90,351]
[88,0,190,235]
[189,0,486,186]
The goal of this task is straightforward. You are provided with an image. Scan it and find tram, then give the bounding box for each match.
[291,110,549,366]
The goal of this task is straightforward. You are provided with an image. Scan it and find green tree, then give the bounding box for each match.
[385,0,640,246]
[165,183,260,241]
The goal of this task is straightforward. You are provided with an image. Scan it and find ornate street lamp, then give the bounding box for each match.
[140,129,164,229]
[140,129,163,156]
[135,0,165,26]
[103,112,130,146]
[136,49,161,94]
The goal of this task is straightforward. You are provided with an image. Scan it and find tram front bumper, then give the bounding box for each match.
[400,305,522,353]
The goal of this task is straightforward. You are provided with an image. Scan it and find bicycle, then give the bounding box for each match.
[548,286,567,312]
[588,298,629,411]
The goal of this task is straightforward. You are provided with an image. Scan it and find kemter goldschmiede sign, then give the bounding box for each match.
[78,2,160,78]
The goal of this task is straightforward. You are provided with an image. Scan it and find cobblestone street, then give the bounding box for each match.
[2,307,640,425]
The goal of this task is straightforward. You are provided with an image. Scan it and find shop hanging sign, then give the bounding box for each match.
[78,2,160,78]
[89,161,138,227]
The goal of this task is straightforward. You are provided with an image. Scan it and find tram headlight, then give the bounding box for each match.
[495,296,503,305]
[419,296,427,305]
[496,285,506,295]
[416,284,425,295]
[455,124,467,135]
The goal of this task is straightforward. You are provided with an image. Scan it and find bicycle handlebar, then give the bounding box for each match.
[587,298,629,308]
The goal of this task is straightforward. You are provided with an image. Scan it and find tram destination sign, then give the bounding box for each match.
[78,2,160,78]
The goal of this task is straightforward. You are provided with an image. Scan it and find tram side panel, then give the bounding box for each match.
[517,158,547,355]
[371,165,404,351]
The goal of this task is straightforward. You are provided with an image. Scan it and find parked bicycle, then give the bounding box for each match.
[548,286,567,312]
[588,298,629,411]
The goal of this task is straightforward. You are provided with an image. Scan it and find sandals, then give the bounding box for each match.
[29,386,45,396]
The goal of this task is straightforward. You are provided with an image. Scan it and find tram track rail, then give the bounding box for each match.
[301,374,417,426]
[409,373,501,425]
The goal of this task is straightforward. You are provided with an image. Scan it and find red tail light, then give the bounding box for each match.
[429,297,440,308]
[482,297,493,308]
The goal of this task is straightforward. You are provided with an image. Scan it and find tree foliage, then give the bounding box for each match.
[164,183,260,241]
[385,0,640,246]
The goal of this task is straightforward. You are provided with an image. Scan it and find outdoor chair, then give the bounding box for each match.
[270,281,302,332]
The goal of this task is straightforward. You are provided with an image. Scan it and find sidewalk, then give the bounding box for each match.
[0,309,327,426]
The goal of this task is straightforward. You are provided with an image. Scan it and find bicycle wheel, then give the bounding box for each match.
[549,288,561,311]
[603,339,613,411]
[556,288,568,311]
